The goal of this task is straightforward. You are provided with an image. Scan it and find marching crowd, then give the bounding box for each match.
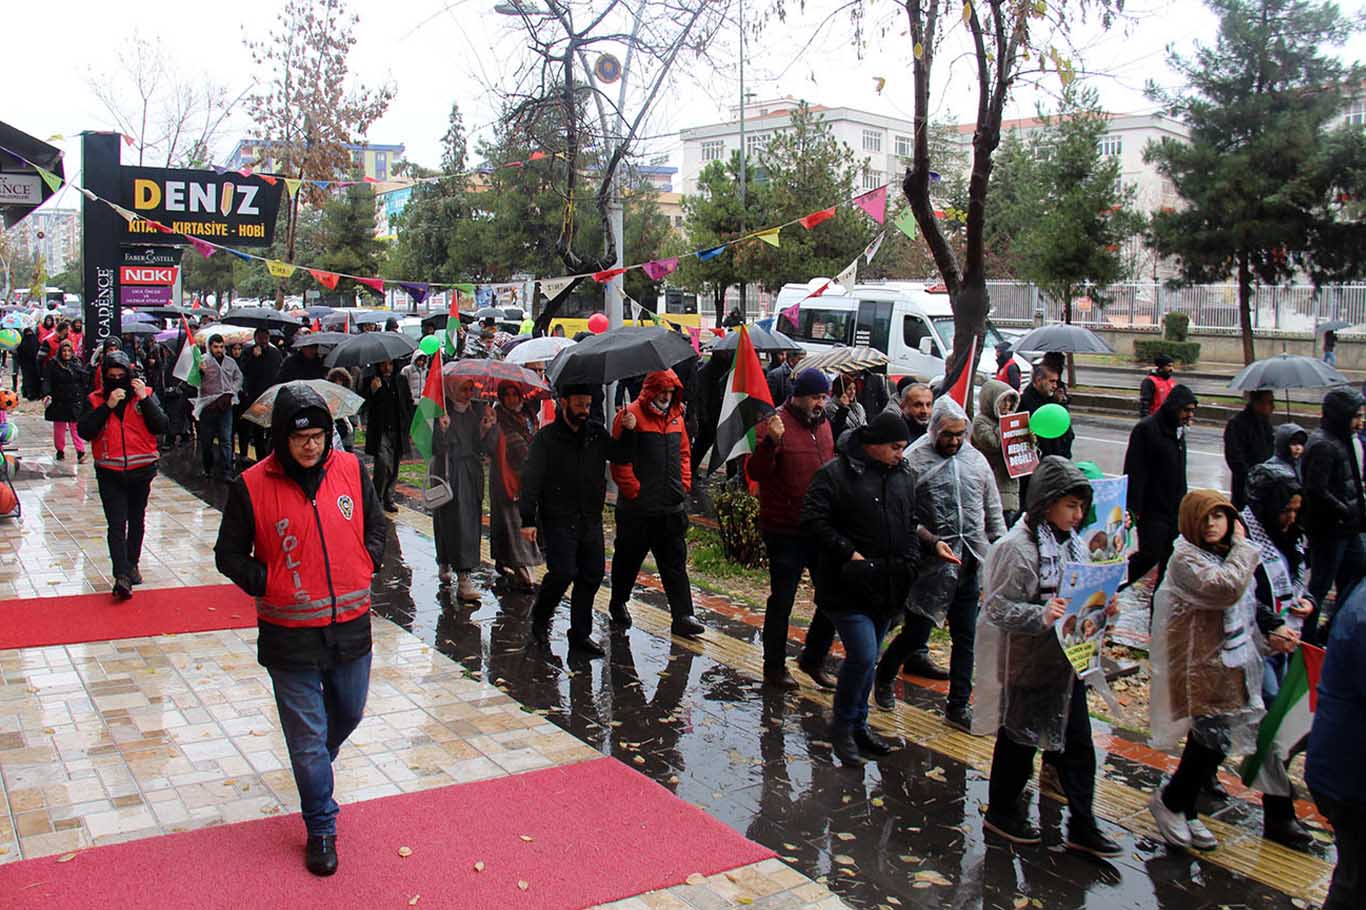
[9,306,1359,907]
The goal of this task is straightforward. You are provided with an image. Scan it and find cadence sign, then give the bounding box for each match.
[118,165,284,247]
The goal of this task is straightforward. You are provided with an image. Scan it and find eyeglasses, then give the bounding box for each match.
[289,431,327,447]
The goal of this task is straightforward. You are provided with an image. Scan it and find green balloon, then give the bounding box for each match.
[0,329,19,351]
[1029,403,1071,440]
[419,335,441,356]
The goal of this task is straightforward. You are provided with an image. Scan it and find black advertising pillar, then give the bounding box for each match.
[81,132,121,359]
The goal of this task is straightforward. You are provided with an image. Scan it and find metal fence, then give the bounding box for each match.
[984,281,1366,333]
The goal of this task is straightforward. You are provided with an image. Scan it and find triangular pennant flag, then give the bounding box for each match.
[211,165,228,175]
[236,166,253,177]
[311,318,323,333]
[188,237,217,259]
[640,258,679,281]
[893,208,918,241]
[697,244,727,261]
[110,204,138,224]
[529,151,548,161]
[259,174,278,186]
[311,180,329,189]
[76,187,98,201]
[863,231,885,264]
[122,134,135,147]
[34,167,63,193]
[355,277,384,295]
[399,282,430,304]
[853,185,888,224]
[539,276,575,299]
[225,248,254,262]
[309,268,341,290]
[266,259,296,279]
[799,207,837,230]
[283,178,303,197]
[755,228,781,248]
[45,134,64,142]
[835,258,858,290]
[593,267,628,284]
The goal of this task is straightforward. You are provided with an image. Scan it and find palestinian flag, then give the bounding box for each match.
[709,325,774,470]
[409,348,445,459]
[943,333,978,408]
[1240,643,1325,795]
[172,316,202,388]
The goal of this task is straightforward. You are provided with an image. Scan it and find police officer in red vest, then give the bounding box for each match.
[993,341,1021,391]
[214,384,387,877]
[77,350,168,600]
[1138,353,1176,416]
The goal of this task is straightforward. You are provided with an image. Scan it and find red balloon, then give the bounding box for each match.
[0,480,15,517]
[588,313,609,334]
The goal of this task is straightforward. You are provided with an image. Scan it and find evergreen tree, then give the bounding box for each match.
[673,154,766,321]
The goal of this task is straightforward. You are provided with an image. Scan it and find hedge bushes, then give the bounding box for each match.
[1135,339,1202,364]
[707,474,768,569]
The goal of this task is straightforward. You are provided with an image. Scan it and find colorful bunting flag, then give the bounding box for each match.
[121,134,135,147]
[835,258,858,290]
[539,276,575,299]
[266,259,296,279]
[225,248,255,262]
[697,244,727,261]
[237,166,253,177]
[640,258,679,281]
[399,282,430,304]
[211,165,228,175]
[34,166,63,193]
[755,228,782,248]
[355,277,384,295]
[799,207,837,230]
[852,186,887,224]
[188,237,217,259]
[863,231,885,264]
[283,178,303,197]
[893,208,918,241]
[529,151,547,161]
[309,269,340,290]
[592,267,628,284]
[259,175,278,186]
[110,204,137,223]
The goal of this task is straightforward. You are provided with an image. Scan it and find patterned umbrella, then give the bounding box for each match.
[797,345,890,374]
[243,379,365,428]
[442,359,550,400]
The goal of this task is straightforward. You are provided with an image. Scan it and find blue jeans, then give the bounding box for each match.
[1263,652,1287,703]
[1306,532,1366,645]
[831,612,890,730]
[199,405,234,478]
[269,652,372,836]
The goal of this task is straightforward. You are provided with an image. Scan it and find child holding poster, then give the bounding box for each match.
[973,456,1124,858]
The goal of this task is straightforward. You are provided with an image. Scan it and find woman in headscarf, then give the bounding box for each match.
[430,376,497,603]
[488,381,543,591]
[16,327,42,400]
[1148,489,1263,851]
[824,374,866,441]
[974,456,1122,857]
[1240,463,1315,851]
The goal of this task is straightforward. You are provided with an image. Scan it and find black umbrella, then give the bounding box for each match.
[1229,352,1348,419]
[710,323,801,353]
[1009,323,1113,354]
[546,326,696,388]
[293,331,351,349]
[352,311,395,326]
[222,307,303,329]
[323,331,417,369]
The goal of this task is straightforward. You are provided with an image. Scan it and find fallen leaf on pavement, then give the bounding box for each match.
[519,835,533,842]
[409,896,420,906]
[56,853,77,863]
[833,854,856,866]
[685,873,707,885]
[474,861,486,872]
[518,881,529,891]
[398,846,412,857]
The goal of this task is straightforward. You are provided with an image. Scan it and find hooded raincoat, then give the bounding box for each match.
[1262,422,1305,484]
[971,457,1094,751]
[1301,387,1365,538]
[1149,491,1265,753]
[904,396,1006,624]
[970,379,1022,513]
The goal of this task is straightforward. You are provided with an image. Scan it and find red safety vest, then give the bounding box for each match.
[995,362,1014,384]
[87,392,160,472]
[1147,373,1176,415]
[242,450,373,629]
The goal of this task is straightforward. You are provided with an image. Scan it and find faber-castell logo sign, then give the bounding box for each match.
[117,165,283,247]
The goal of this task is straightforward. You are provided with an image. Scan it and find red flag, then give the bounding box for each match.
[1303,643,1326,713]
[945,334,978,409]
[311,318,322,333]
[356,277,384,295]
[593,268,628,284]
[259,174,278,185]
[799,207,837,230]
[309,269,340,290]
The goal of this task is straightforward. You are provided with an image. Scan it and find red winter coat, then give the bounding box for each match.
[748,401,835,535]
[611,370,691,515]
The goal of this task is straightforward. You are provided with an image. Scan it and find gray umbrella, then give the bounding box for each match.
[710,324,801,353]
[323,331,417,369]
[1010,323,1114,354]
[223,307,303,329]
[1228,353,1347,391]
[1317,320,1352,334]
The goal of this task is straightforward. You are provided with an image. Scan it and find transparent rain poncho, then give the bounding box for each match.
[904,396,1006,624]
[1149,535,1266,754]
[970,456,1092,750]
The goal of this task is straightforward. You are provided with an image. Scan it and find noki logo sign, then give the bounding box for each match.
[119,266,178,286]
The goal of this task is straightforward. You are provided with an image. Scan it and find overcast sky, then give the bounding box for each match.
[9,0,1366,210]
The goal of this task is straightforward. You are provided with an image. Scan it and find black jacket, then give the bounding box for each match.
[42,356,86,422]
[1123,384,1196,528]
[241,343,284,402]
[1223,405,1274,510]
[276,350,328,385]
[214,383,388,671]
[1302,387,1366,538]
[361,372,413,457]
[800,430,937,620]
[519,412,622,529]
[1019,383,1073,458]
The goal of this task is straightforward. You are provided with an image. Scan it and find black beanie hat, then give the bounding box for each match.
[859,411,912,445]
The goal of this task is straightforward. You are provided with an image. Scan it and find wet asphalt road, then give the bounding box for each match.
[1066,414,1231,493]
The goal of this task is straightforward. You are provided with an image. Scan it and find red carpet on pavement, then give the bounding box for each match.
[0,584,257,649]
[2,756,775,910]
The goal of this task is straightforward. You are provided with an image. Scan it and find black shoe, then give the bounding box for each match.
[797,658,836,691]
[853,727,895,757]
[830,725,866,767]
[112,576,134,601]
[305,835,338,876]
[764,668,799,690]
[54,450,64,461]
[903,651,950,681]
[945,704,973,733]
[608,604,633,629]
[128,566,143,586]
[874,680,896,710]
[383,500,399,514]
[671,615,705,638]
[568,636,606,657]
[1264,816,1315,853]
[222,472,240,484]
[1066,823,1123,858]
[983,810,1042,845]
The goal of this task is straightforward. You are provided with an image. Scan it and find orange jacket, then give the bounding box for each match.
[611,369,691,514]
